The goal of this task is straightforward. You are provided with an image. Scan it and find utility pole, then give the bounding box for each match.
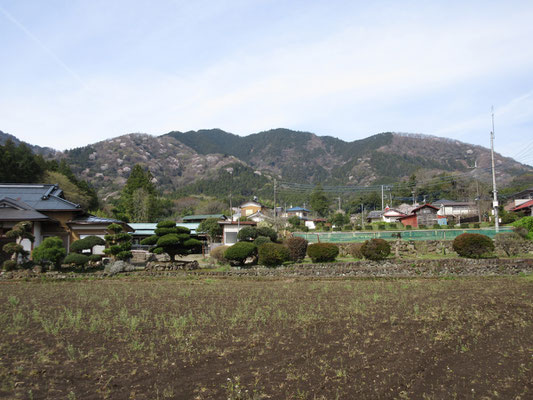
[361,204,364,226]
[336,196,342,212]
[412,189,416,206]
[273,178,277,222]
[381,185,384,210]
[228,168,233,221]
[490,106,499,232]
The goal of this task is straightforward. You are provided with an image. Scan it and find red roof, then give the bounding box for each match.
[512,199,533,211]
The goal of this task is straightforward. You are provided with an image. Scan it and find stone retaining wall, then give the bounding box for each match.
[337,239,533,258]
[189,258,533,278]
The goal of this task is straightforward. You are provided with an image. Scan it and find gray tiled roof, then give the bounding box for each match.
[0,197,52,221]
[0,184,81,211]
[366,210,383,218]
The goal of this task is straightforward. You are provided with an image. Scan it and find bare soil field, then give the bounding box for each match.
[1,275,532,399]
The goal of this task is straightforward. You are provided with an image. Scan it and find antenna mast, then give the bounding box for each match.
[490,106,499,232]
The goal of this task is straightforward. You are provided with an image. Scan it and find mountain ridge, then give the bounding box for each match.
[2,128,532,203]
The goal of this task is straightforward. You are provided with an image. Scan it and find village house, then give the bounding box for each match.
[217,220,257,245]
[433,199,479,220]
[399,204,440,228]
[381,207,407,223]
[0,183,131,257]
[504,187,533,215]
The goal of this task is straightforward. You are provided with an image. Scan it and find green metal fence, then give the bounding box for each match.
[294,227,513,243]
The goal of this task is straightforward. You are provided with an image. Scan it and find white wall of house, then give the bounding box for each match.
[305,220,316,230]
[223,225,241,245]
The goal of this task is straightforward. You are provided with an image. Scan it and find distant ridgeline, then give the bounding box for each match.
[1,128,532,213]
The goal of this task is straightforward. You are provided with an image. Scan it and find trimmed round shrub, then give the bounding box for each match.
[343,224,352,231]
[361,239,391,261]
[157,220,178,229]
[2,260,17,271]
[452,233,494,259]
[258,243,290,267]
[307,243,339,263]
[140,236,158,246]
[210,245,229,264]
[237,227,258,242]
[432,223,441,229]
[63,253,90,267]
[473,223,480,229]
[32,236,66,268]
[254,236,272,246]
[224,242,257,266]
[406,225,412,230]
[116,251,133,261]
[154,227,177,236]
[285,237,308,262]
[256,227,277,242]
[364,225,373,231]
[88,254,103,262]
[347,242,364,259]
[418,224,426,229]
[378,224,386,230]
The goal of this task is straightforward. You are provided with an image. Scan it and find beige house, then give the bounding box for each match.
[0,184,131,259]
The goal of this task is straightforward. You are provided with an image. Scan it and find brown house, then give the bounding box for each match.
[399,204,440,228]
[0,184,131,257]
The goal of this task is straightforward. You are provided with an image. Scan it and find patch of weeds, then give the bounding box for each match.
[8,295,20,307]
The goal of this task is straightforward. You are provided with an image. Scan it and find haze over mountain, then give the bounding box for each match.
[2,128,531,203]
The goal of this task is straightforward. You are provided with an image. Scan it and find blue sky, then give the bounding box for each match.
[1,0,532,165]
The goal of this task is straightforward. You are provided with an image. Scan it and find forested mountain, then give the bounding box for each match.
[2,128,532,213]
[0,130,56,156]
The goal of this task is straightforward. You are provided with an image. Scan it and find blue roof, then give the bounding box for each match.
[129,222,200,235]
[286,207,311,212]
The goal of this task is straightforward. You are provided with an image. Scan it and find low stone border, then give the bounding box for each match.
[1,258,532,280]
[190,258,533,278]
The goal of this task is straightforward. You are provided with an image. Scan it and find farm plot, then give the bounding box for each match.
[0,276,532,399]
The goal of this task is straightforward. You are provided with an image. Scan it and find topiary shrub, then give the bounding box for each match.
[224,242,257,266]
[141,221,201,261]
[210,245,229,264]
[256,227,277,242]
[418,224,426,229]
[258,243,290,267]
[433,223,441,229]
[406,225,412,230]
[364,225,373,231]
[307,243,339,263]
[343,224,352,231]
[63,253,90,267]
[70,236,105,254]
[361,239,391,261]
[32,236,66,270]
[236,226,258,242]
[355,225,362,230]
[254,236,271,246]
[88,254,103,263]
[378,224,386,230]
[473,223,480,229]
[347,242,364,259]
[285,237,308,262]
[452,233,494,259]
[2,260,17,271]
[494,232,525,257]
[104,224,132,261]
